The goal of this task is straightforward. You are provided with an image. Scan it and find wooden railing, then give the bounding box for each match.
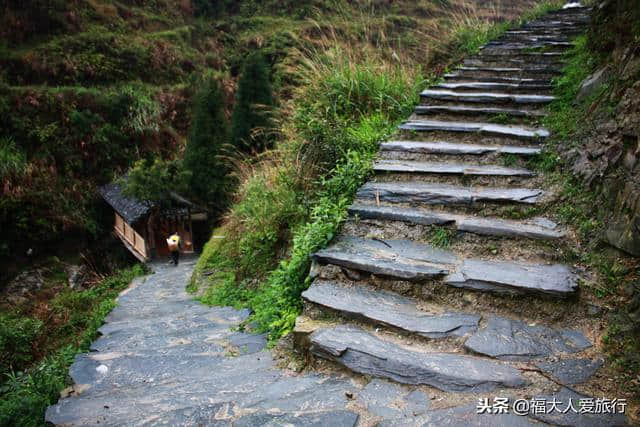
[114,213,148,261]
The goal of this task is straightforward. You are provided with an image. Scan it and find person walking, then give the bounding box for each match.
[167,232,181,266]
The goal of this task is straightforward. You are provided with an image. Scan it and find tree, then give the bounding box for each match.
[230,52,275,153]
[183,76,231,209]
[121,158,186,207]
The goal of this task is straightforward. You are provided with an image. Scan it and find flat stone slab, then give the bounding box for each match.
[529,387,628,427]
[415,105,545,117]
[444,74,553,85]
[356,379,429,419]
[373,160,535,177]
[234,410,360,427]
[311,236,456,280]
[456,66,561,75]
[435,81,553,91]
[536,358,604,385]
[380,141,541,156]
[446,259,578,296]
[356,181,543,205]
[348,203,564,240]
[309,325,528,392]
[465,316,591,360]
[400,119,550,140]
[420,90,555,105]
[380,404,543,427]
[302,280,480,338]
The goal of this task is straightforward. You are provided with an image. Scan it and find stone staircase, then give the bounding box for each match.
[294,5,630,426]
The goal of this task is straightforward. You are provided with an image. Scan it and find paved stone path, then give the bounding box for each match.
[47,5,631,427]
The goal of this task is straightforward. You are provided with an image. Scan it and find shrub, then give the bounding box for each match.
[0,314,43,378]
[121,158,188,206]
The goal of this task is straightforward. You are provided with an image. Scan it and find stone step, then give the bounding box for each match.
[302,281,480,338]
[433,81,553,93]
[420,89,554,105]
[309,325,528,392]
[356,181,544,205]
[311,236,456,281]
[379,140,541,156]
[414,105,545,119]
[348,203,564,240]
[444,74,552,85]
[399,119,550,140]
[494,35,570,43]
[454,65,561,75]
[462,58,565,72]
[312,236,578,296]
[464,316,592,360]
[373,159,535,177]
[483,40,572,49]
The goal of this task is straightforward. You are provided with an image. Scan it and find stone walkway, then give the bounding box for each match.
[47,5,631,427]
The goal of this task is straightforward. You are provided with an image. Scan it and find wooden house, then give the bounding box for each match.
[100,183,207,262]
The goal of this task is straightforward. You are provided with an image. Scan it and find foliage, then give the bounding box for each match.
[0,314,43,379]
[230,52,275,152]
[0,265,145,426]
[183,76,232,208]
[0,136,26,179]
[121,158,188,206]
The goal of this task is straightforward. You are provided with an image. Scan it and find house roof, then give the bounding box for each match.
[99,182,155,225]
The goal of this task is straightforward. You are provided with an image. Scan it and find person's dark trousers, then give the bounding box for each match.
[171,250,179,266]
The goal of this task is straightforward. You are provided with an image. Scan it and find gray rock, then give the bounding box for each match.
[446,258,577,295]
[435,81,553,91]
[373,160,536,176]
[400,119,550,139]
[529,387,628,427]
[233,410,359,427]
[66,264,89,290]
[415,105,546,118]
[420,90,555,105]
[349,203,563,240]
[380,140,541,155]
[311,236,456,281]
[357,379,407,418]
[456,65,561,75]
[302,280,480,338]
[465,316,591,360]
[356,181,543,206]
[310,325,528,392]
[577,66,610,102]
[536,358,604,385]
[380,404,543,427]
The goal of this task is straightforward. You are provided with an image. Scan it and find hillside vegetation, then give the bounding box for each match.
[0,0,541,280]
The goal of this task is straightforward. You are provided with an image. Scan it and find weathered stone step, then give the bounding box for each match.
[348,203,564,240]
[421,89,554,105]
[453,65,562,76]
[445,258,577,295]
[302,281,480,338]
[494,35,570,43]
[373,159,535,177]
[434,81,553,93]
[380,140,541,156]
[399,119,550,140]
[313,237,577,296]
[312,236,456,280]
[309,325,528,392]
[414,105,545,118]
[483,40,572,49]
[465,316,592,360]
[444,74,552,85]
[356,181,544,205]
[462,58,565,71]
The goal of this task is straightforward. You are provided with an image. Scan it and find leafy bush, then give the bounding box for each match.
[0,314,43,378]
[121,158,188,206]
[0,136,26,179]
